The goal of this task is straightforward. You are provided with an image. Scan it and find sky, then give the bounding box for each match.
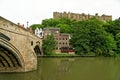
[0,0,120,27]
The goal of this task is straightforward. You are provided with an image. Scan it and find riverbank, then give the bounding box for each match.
[38,53,120,58]
[38,54,96,58]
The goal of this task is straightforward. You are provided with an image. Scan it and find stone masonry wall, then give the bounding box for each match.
[0,16,42,72]
[53,12,112,22]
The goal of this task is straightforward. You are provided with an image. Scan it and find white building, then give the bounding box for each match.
[35,28,43,38]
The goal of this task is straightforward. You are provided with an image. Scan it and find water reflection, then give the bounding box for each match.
[0,57,120,80]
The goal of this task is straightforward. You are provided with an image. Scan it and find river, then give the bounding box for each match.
[0,57,120,80]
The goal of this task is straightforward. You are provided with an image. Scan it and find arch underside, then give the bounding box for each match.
[34,45,41,56]
[0,39,23,72]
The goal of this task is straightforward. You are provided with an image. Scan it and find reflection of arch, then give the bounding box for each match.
[0,38,24,71]
[34,45,41,56]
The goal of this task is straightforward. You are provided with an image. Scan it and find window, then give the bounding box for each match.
[59,42,61,44]
[56,47,58,50]
[31,41,33,46]
[40,32,42,35]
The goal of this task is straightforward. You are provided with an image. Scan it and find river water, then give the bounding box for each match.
[0,57,120,80]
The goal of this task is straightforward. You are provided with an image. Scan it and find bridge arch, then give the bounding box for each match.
[0,38,24,71]
[34,41,42,56]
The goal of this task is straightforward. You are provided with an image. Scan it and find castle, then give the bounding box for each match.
[53,12,112,22]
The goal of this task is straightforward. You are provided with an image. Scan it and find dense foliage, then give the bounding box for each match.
[42,18,77,33]
[70,18,116,56]
[30,17,120,56]
[104,18,120,36]
[30,24,43,31]
[42,35,56,55]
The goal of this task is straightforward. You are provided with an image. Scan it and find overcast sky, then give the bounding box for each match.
[0,0,120,27]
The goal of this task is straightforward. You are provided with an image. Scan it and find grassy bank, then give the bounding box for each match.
[38,53,96,57]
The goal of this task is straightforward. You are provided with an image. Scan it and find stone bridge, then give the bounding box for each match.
[0,16,42,72]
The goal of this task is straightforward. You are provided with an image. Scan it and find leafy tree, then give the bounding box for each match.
[104,18,120,55]
[70,18,116,56]
[42,18,59,27]
[115,32,120,54]
[30,24,43,31]
[41,18,77,33]
[104,18,120,36]
[42,35,56,55]
[103,33,116,56]
[57,24,70,33]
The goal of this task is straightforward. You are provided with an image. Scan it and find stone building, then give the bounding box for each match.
[53,12,112,22]
[35,28,74,54]
[43,28,60,39]
[56,33,72,53]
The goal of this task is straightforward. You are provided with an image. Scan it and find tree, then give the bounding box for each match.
[115,32,120,54]
[42,35,56,55]
[30,24,43,31]
[104,18,120,36]
[41,18,77,33]
[42,18,59,27]
[57,24,70,33]
[70,18,116,56]
[104,18,120,55]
